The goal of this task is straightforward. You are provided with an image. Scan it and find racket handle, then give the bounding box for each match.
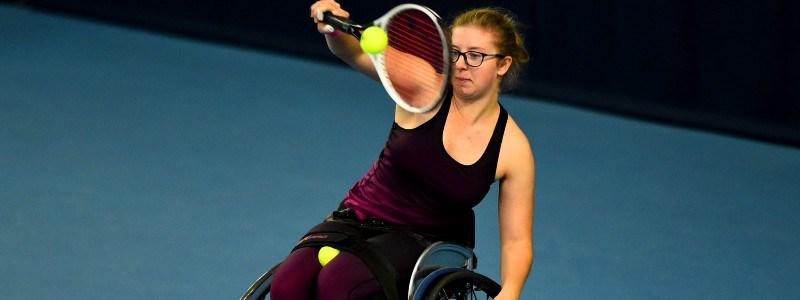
[322,12,364,39]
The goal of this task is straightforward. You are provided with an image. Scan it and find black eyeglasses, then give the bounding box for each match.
[450,49,506,67]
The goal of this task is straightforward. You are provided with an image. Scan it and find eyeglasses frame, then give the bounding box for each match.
[450,49,507,67]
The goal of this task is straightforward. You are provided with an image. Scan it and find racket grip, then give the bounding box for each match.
[322,12,363,39]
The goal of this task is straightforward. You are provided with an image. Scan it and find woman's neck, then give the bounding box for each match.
[451,93,501,124]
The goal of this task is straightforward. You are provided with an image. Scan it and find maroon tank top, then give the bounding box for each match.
[343,96,508,242]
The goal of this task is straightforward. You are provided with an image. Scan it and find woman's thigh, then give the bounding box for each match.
[271,221,366,299]
[270,247,321,300]
[317,231,427,299]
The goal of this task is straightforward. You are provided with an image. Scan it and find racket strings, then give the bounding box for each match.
[386,12,445,72]
[384,10,448,108]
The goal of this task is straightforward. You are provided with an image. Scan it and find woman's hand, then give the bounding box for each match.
[309,0,350,35]
[308,0,379,81]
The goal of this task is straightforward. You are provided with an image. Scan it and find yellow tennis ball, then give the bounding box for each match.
[318,246,340,267]
[360,26,388,54]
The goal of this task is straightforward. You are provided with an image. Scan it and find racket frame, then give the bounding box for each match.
[324,4,451,114]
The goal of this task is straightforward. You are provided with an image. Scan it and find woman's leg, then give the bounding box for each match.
[316,249,379,300]
[269,247,322,300]
[316,232,427,300]
[271,220,367,299]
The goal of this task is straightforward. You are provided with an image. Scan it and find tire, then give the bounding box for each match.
[240,263,280,300]
[424,270,501,300]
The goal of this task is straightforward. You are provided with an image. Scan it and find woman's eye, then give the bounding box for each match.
[467,53,482,60]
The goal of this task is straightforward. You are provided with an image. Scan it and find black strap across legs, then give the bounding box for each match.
[292,230,401,300]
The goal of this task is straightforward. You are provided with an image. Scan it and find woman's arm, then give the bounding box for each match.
[310,0,379,81]
[495,118,535,299]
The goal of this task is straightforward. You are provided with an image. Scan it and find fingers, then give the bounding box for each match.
[310,0,350,34]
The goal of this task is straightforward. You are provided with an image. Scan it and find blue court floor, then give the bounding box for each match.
[2,5,799,299]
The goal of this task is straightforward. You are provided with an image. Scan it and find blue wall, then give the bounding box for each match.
[24,0,800,146]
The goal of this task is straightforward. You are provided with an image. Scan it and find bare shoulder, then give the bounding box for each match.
[502,115,534,161]
[497,114,535,180]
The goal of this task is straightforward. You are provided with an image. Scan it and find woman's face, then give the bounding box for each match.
[450,25,510,101]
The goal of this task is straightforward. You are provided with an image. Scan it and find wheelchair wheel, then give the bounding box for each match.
[240,263,280,300]
[424,269,501,300]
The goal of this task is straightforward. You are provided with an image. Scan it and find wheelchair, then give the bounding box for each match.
[240,241,500,300]
[240,242,500,300]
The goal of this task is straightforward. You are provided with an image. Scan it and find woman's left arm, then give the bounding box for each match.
[495,121,535,300]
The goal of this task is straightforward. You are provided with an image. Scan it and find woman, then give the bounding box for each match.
[270,1,535,299]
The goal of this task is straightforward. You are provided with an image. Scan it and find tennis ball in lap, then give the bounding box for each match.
[360,26,388,54]
[318,246,340,267]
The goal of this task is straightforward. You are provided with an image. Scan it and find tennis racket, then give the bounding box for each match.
[324,4,450,114]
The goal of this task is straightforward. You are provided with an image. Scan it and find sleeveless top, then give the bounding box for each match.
[342,95,509,243]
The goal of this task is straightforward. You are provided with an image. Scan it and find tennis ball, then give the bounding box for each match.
[318,246,340,267]
[360,26,388,54]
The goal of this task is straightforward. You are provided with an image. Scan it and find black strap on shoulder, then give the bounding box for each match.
[292,230,401,300]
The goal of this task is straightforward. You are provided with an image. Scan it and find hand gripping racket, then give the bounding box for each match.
[324,4,451,114]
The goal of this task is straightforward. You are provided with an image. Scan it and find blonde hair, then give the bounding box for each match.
[451,7,530,91]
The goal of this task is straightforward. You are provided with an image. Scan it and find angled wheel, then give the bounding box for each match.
[424,269,501,300]
[240,263,280,300]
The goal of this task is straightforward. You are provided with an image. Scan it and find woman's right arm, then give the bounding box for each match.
[310,0,379,81]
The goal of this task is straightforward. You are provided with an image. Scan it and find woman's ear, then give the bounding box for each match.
[497,56,513,76]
